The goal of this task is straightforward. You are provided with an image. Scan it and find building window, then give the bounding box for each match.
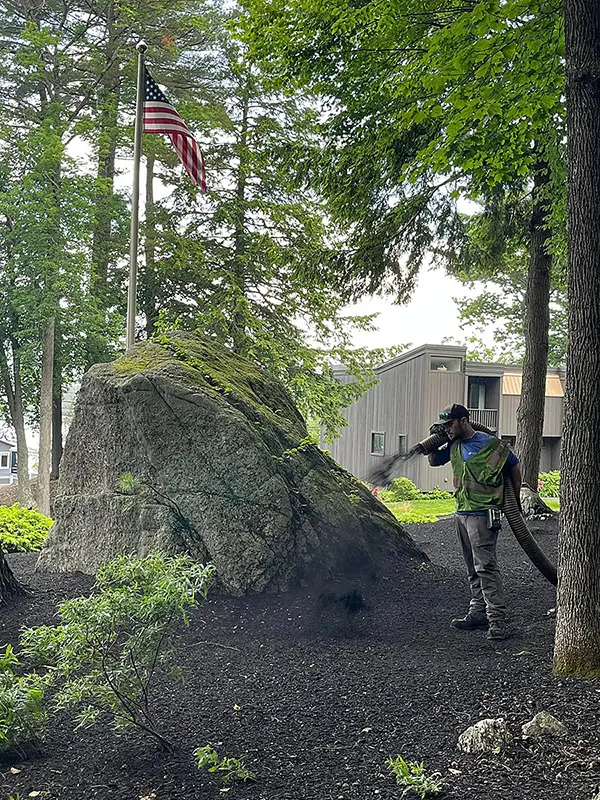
[430,356,462,372]
[371,432,385,455]
[0,453,7,469]
[398,435,407,455]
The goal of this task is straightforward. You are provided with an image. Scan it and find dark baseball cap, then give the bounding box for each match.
[439,403,469,422]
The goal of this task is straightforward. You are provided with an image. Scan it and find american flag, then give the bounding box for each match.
[143,68,206,191]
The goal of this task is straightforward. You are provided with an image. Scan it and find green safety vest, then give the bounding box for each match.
[450,437,511,512]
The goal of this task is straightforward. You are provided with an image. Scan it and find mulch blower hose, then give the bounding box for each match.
[370,422,557,587]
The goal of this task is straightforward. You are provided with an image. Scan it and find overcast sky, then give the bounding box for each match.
[344,266,478,352]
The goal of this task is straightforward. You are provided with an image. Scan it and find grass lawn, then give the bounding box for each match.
[384,498,455,523]
[385,497,560,523]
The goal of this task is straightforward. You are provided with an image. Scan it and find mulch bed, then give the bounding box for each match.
[1,515,599,800]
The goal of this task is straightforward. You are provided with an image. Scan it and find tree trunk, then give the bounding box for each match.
[12,353,33,508]
[90,0,119,296]
[553,0,600,677]
[0,342,33,507]
[141,153,159,338]
[230,90,251,358]
[52,380,62,480]
[515,162,551,489]
[38,317,55,517]
[87,0,121,367]
[0,544,26,602]
[51,323,62,479]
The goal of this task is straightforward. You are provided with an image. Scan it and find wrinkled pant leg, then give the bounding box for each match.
[455,514,486,617]
[466,515,507,623]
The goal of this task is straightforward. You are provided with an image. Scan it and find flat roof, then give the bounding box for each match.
[331,344,565,377]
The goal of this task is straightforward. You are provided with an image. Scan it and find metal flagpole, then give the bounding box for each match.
[126,40,147,349]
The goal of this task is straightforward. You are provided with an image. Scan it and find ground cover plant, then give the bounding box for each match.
[387,754,443,797]
[194,744,256,784]
[19,554,214,752]
[0,505,52,553]
[0,645,46,757]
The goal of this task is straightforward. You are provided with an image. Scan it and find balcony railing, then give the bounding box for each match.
[468,408,498,430]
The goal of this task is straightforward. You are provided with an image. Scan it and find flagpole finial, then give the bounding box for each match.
[136,40,147,53]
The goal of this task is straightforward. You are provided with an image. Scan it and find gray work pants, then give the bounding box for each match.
[455,513,507,622]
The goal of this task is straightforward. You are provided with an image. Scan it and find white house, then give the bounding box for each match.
[0,438,18,485]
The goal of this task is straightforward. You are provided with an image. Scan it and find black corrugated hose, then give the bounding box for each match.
[373,422,558,587]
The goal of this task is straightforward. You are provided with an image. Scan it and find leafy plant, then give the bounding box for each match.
[422,486,453,501]
[387,755,443,798]
[194,744,256,784]
[20,555,215,751]
[0,645,46,756]
[118,472,142,495]
[538,470,560,497]
[387,477,421,502]
[0,504,53,553]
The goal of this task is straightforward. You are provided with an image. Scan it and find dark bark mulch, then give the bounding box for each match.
[1,516,599,800]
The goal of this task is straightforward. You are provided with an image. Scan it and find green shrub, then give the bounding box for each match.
[0,504,52,553]
[0,645,46,755]
[538,470,560,497]
[21,554,215,751]
[421,486,453,501]
[387,477,420,502]
[387,755,443,798]
[195,744,256,784]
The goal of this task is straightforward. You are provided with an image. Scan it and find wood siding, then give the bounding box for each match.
[419,368,465,491]
[327,352,428,484]
[500,395,563,437]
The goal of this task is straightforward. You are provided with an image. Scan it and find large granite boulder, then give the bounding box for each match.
[38,332,425,593]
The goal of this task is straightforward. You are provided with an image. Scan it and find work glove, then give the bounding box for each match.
[429,422,449,438]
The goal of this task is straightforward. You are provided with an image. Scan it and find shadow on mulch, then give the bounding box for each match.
[1,516,599,800]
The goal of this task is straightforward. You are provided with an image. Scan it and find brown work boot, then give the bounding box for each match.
[450,612,489,631]
[487,620,508,640]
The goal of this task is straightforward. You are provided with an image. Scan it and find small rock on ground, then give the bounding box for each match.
[522,711,567,738]
[458,718,513,754]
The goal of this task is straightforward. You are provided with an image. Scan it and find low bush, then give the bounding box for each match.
[387,477,421,502]
[421,486,453,501]
[538,471,560,497]
[0,645,46,756]
[21,554,215,751]
[195,744,256,784]
[0,504,53,553]
[387,755,443,798]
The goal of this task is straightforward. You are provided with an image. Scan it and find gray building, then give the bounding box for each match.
[0,438,17,486]
[325,344,564,491]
